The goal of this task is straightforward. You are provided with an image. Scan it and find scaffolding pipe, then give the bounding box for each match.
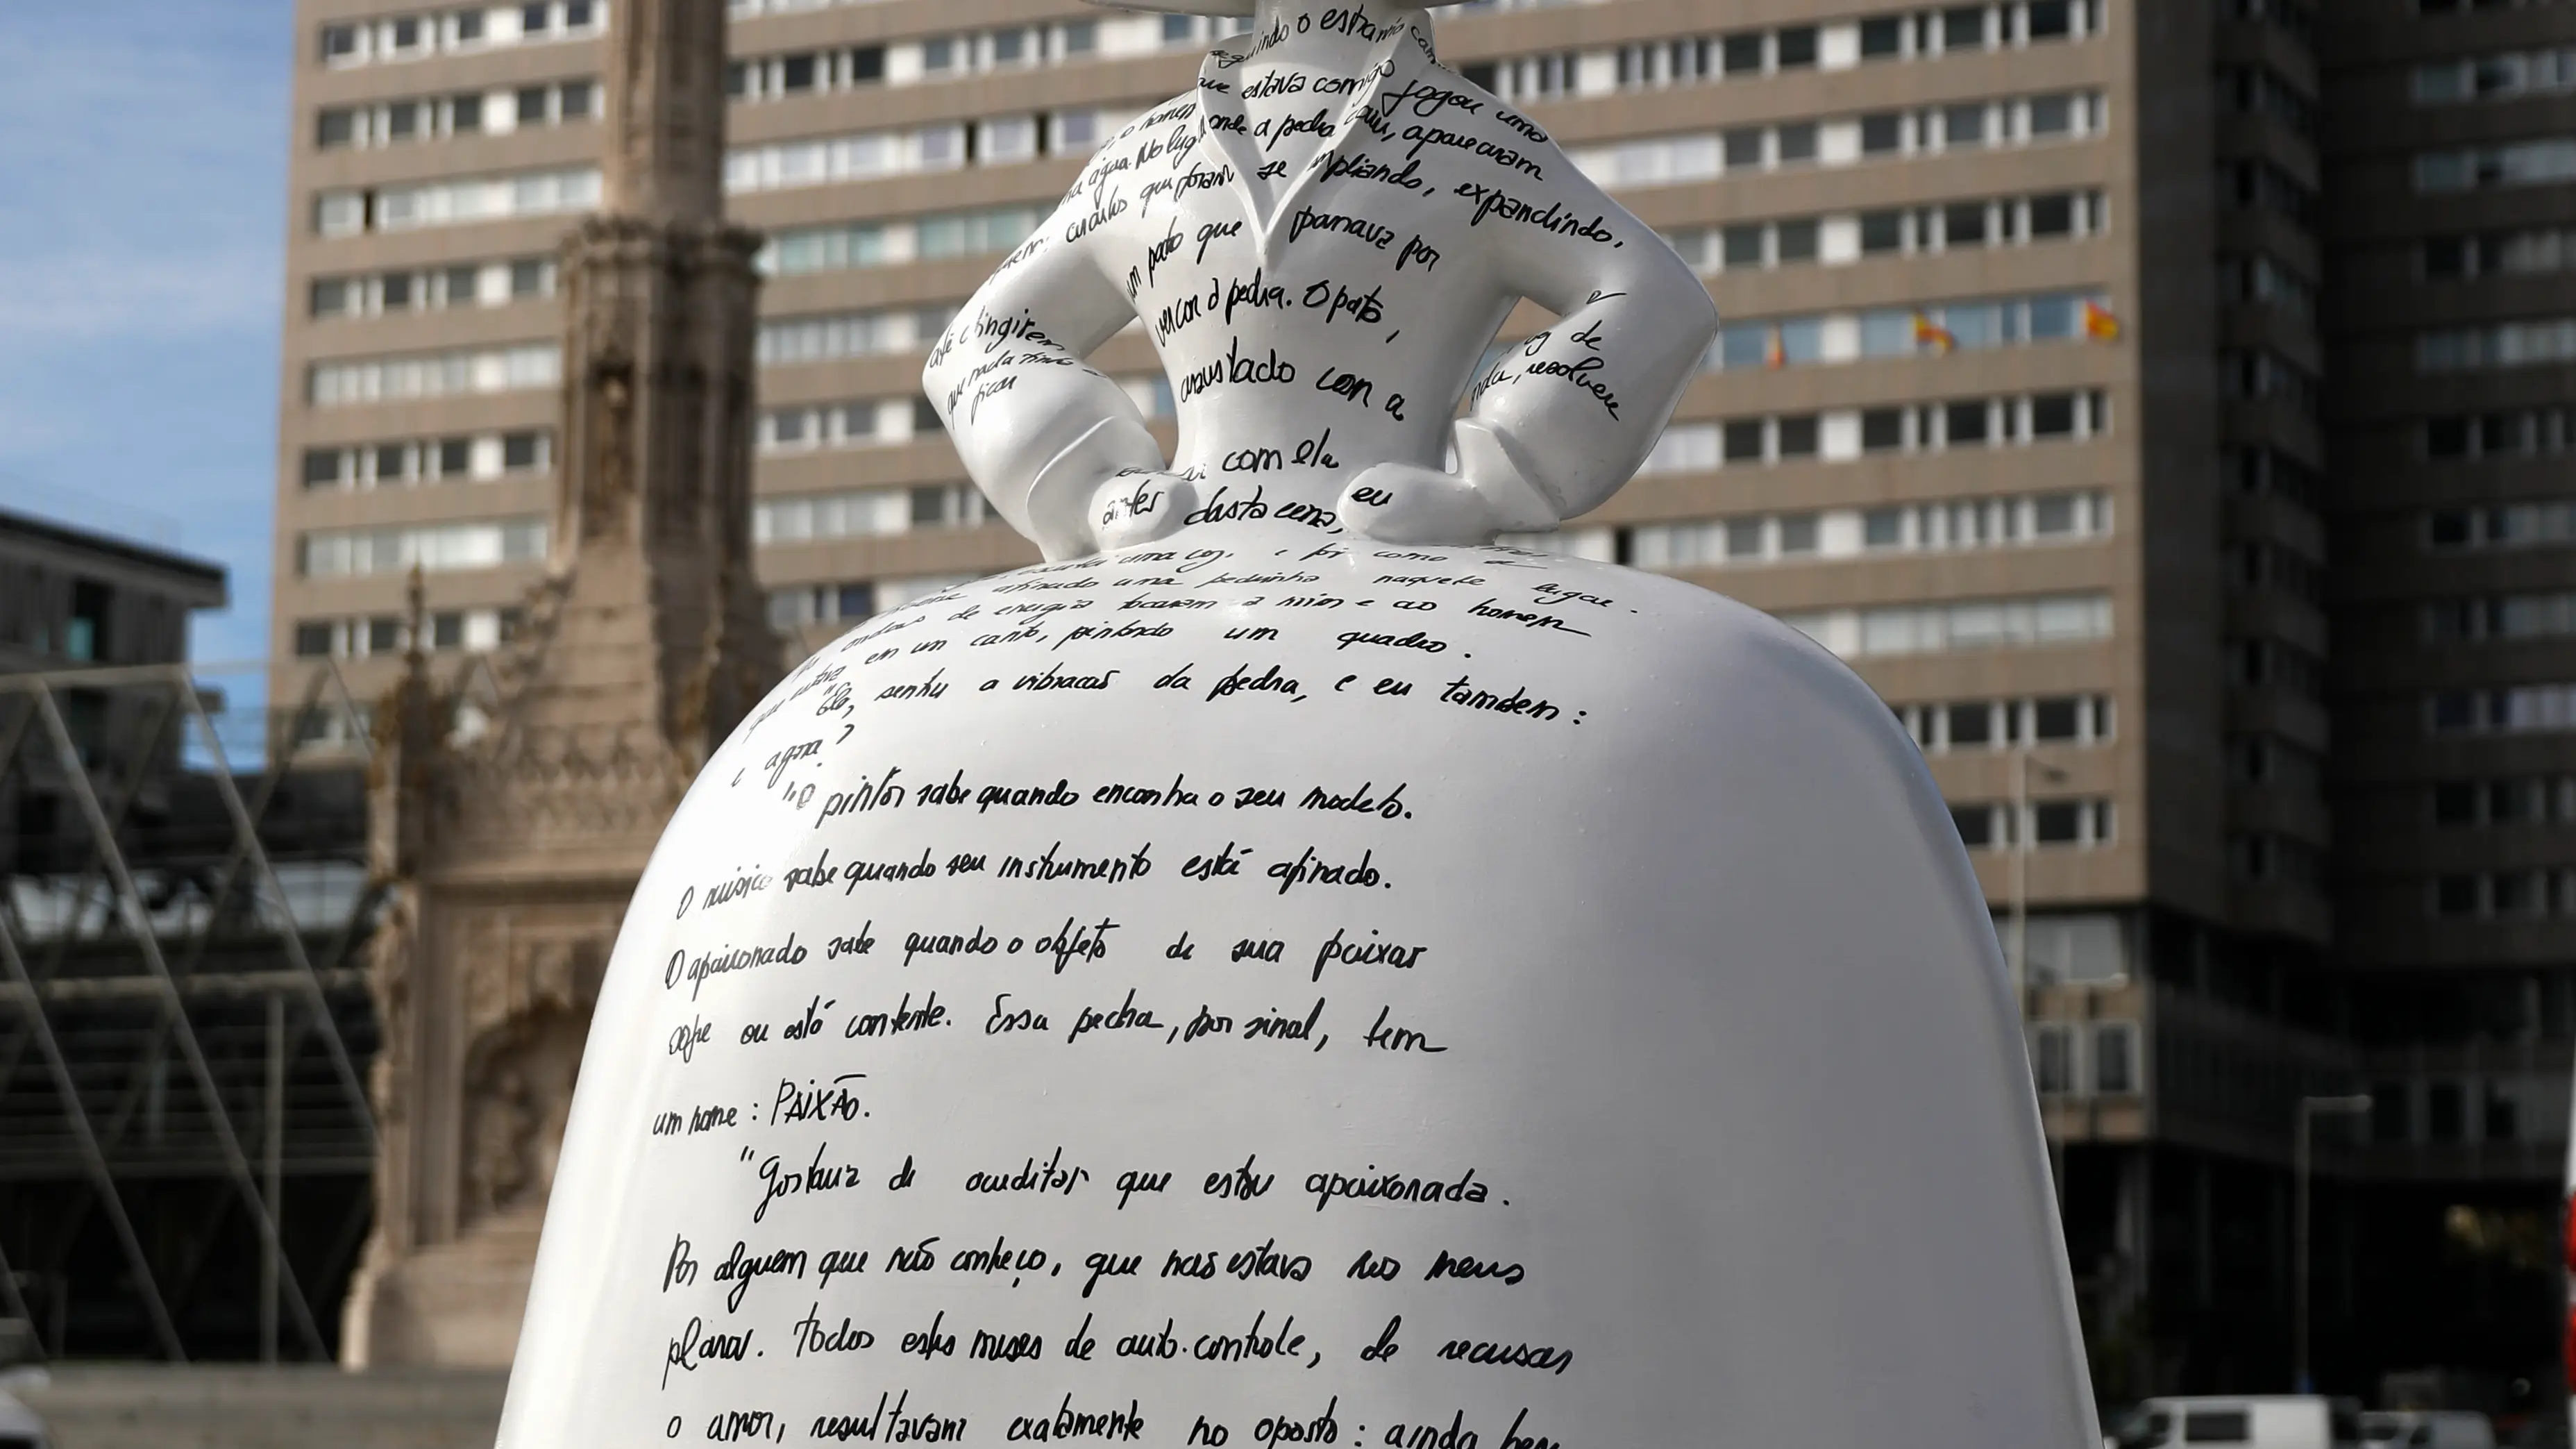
[0,921,184,1361]
[261,992,283,1366]
[31,689,326,1359]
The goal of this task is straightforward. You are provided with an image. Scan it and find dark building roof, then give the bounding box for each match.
[0,505,228,606]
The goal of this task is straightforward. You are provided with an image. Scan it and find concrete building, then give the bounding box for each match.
[270,0,2570,1398]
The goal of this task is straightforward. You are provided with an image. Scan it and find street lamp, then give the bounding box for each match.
[2008,748,2070,1009]
[2295,1093,2373,1393]
[2010,747,2070,1221]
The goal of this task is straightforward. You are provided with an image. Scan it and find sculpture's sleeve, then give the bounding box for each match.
[1461,158,1719,523]
[923,160,1163,560]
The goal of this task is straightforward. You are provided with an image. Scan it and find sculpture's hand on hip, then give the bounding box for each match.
[1092,470,1197,553]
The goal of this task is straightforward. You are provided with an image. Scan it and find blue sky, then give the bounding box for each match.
[0,4,292,666]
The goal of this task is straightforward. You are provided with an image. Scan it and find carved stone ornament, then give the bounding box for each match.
[497,0,2102,1442]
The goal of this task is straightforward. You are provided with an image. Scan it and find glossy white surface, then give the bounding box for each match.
[498,527,2098,1447]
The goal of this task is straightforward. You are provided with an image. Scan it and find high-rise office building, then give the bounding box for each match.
[272,0,2569,1395]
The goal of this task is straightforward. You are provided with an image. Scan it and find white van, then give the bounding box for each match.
[2359,1411,2494,1448]
[2112,1396,2362,1449]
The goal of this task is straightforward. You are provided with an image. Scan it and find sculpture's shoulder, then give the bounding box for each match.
[1375,61,1581,180]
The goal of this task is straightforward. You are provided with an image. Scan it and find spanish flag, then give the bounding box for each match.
[1912,310,1956,355]
[2082,298,2123,342]
[1764,327,1787,370]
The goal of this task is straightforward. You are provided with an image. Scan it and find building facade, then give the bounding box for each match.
[271,0,2573,1399]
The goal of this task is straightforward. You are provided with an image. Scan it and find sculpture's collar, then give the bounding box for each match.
[1190,17,1437,260]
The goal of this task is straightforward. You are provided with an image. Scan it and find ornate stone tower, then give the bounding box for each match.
[344,0,775,1368]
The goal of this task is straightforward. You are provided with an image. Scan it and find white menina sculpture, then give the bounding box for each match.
[496,0,2105,1442]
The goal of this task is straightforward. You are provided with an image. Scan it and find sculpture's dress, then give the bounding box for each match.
[497,15,2101,1447]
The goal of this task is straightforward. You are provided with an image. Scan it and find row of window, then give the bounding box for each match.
[309,344,558,408]
[2423,410,2576,464]
[1574,92,2106,190]
[2230,65,2316,138]
[2431,871,2576,921]
[1951,797,2118,850]
[1628,491,2111,572]
[2220,253,2316,322]
[2430,685,2576,736]
[724,110,1112,196]
[757,307,954,368]
[1702,290,2114,373]
[766,575,976,629]
[1476,1,2103,103]
[1642,392,2110,474]
[2418,317,2576,374]
[2227,158,2317,228]
[301,430,552,490]
[2230,539,2321,606]
[2029,1020,2139,1097]
[753,485,990,546]
[2425,593,2576,644]
[731,22,1114,102]
[2416,137,2576,194]
[314,167,599,237]
[2434,776,2576,828]
[1783,592,2114,660]
[2227,637,2325,701]
[318,1,601,66]
[2228,734,2325,797]
[2429,499,2576,549]
[758,399,943,454]
[1899,694,2116,753]
[312,257,555,319]
[2222,348,2320,419]
[293,608,522,660]
[761,207,1040,280]
[317,78,595,149]
[2414,47,2576,105]
[1665,190,2107,272]
[298,518,548,579]
[2425,228,2576,281]
[2228,831,2326,891]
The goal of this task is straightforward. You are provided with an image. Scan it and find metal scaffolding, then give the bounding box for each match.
[0,659,402,1361]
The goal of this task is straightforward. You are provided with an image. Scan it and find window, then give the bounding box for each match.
[1775,219,1819,262]
[1862,113,1904,155]
[1860,210,1905,253]
[309,344,560,406]
[294,622,333,658]
[2032,1026,2073,1094]
[1862,409,1905,451]
[298,519,548,577]
[1953,805,1996,847]
[1776,123,1818,164]
[1862,17,1905,56]
[1775,26,1817,67]
[1722,32,1763,73]
[503,431,545,470]
[2183,1411,2252,1443]
[1943,6,1985,50]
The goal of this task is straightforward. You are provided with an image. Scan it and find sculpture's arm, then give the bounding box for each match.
[1459,169,1719,524]
[923,171,1165,560]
